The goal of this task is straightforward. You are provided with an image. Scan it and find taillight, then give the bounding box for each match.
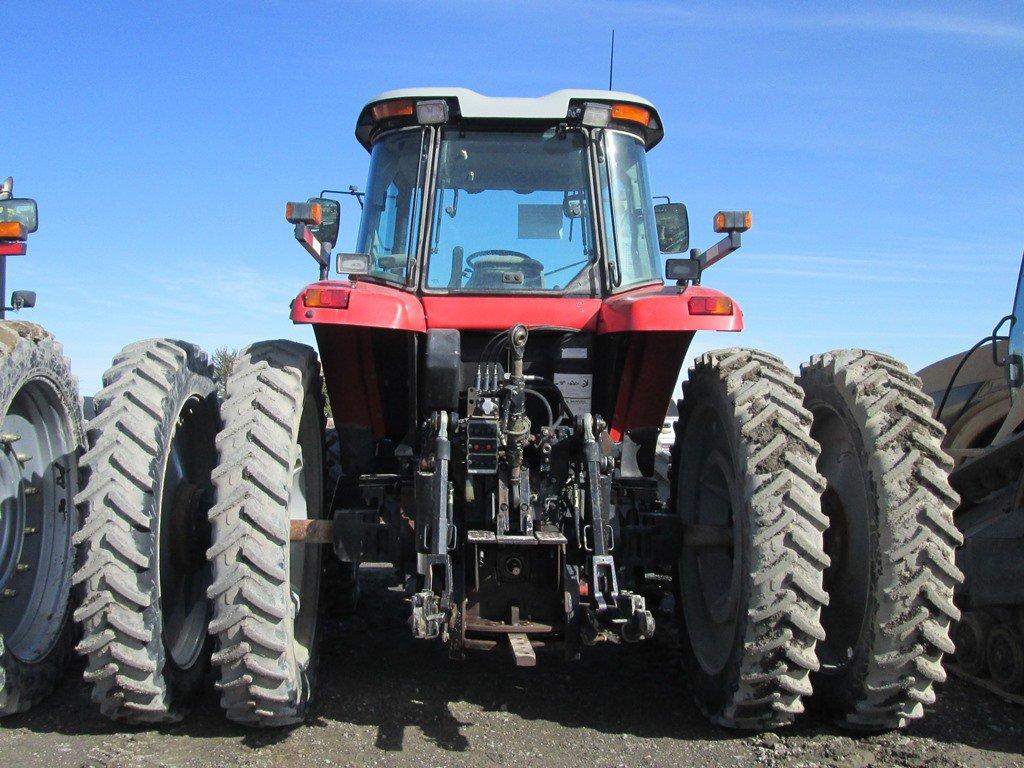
[688,296,733,316]
[304,287,350,309]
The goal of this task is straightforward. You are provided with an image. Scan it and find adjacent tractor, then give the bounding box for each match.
[74,89,961,731]
[919,251,1024,699]
[0,178,86,716]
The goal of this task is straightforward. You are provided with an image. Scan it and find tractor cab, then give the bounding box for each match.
[287,89,732,298]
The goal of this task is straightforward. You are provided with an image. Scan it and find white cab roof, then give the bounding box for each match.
[355,88,664,150]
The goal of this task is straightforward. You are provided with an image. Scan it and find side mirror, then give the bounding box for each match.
[10,290,36,310]
[991,314,1014,366]
[654,202,688,253]
[0,198,38,234]
[308,197,340,250]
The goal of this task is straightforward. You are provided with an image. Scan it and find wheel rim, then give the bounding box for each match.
[159,395,214,671]
[954,615,989,676]
[0,379,75,664]
[677,405,742,676]
[811,403,871,675]
[987,626,1024,691]
[289,402,322,669]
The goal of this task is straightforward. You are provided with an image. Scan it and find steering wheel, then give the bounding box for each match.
[465,249,537,269]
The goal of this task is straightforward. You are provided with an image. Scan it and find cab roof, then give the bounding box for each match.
[356,87,664,151]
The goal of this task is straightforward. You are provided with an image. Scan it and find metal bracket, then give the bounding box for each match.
[698,231,742,270]
[412,412,455,640]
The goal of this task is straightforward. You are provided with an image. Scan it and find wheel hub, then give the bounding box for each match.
[166,481,207,574]
[677,409,742,677]
[0,381,75,665]
[159,396,215,673]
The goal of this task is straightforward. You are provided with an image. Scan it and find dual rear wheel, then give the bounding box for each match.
[0,323,85,717]
[672,348,961,731]
[75,338,325,726]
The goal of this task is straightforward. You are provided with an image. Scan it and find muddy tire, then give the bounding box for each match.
[799,349,963,731]
[0,322,85,716]
[207,341,325,727]
[74,339,218,723]
[671,348,828,729]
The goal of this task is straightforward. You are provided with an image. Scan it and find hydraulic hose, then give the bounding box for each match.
[525,387,554,426]
[935,335,996,421]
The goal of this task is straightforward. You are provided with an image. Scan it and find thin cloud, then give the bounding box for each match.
[726,265,948,284]
[821,9,1024,44]
[576,1,1024,47]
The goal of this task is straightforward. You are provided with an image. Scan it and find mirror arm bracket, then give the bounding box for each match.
[294,223,331,276]
[698,232,742,270]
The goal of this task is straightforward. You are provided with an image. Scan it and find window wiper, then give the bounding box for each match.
[545,258,590,277]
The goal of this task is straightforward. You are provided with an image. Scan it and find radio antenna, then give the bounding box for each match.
[608,29,615,90]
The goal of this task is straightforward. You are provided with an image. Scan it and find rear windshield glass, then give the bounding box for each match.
[425,129,597,293]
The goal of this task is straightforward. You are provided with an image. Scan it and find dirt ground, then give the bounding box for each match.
[1,566,1021,768]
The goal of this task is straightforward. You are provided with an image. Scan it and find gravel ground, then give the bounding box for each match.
[1,566,1021,768]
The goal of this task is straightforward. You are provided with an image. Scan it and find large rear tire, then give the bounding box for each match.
[74,339,218,722]
[799,349,962,730]
[672,349,828,729]
[0,322,85,716]
[207,341,325,727]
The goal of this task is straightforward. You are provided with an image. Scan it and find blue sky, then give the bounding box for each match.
[4,0,1023,393]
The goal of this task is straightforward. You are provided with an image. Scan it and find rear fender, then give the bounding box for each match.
[598,284,740,439]
[598,284,743,334]
[291,279,426,332]
[296,281,424,458]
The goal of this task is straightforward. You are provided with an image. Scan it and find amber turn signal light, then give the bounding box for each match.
[610,103,651,127]
[285,202,323,226]
[371,99,415,121]
[0,222,27,240]
[713,211,752,233]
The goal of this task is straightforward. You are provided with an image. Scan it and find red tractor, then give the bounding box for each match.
[74,90,961,732]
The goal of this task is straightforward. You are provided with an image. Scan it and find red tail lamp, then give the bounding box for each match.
[304,287,351,309]
[688,296,733,316]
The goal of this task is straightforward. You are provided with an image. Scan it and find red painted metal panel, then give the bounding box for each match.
[608,332,691,440]
[598,284,743,334]
[315,325,387,438]
[422,296,602,331]
[292,279,426,332]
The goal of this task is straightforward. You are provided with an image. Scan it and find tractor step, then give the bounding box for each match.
[508,633,537,667]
